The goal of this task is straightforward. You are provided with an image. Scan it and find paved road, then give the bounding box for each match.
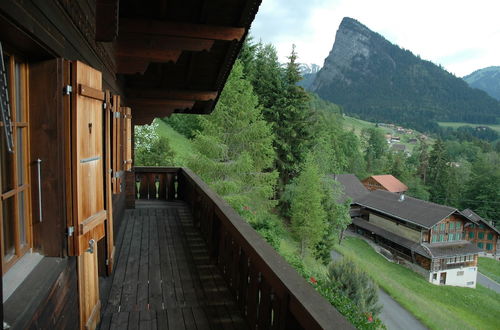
[478,272,500,293]
[330,250,427,330]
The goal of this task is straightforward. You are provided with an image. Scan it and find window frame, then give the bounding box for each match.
[1,53,32,273]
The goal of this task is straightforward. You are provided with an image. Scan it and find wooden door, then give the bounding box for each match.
[70,61,106,330]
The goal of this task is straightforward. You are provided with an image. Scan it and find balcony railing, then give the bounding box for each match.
[129,167,353,329]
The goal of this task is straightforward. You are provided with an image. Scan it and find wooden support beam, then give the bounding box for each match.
[120,18,246,41]
[95,0,119,41]
[128,99,195,109]
[116,59,150,74]
[116,48,181,63]
[117,33,214,52]
[126,89,218,101]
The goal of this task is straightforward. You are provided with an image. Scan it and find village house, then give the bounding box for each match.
[461,209,499,257]
[0,1,352,329]
[352,190,481,287]
[362,174,408,193]
[391,143,407,153]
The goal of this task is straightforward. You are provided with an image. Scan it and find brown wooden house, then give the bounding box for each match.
[353,190,481,287]
[461,208,499,256]
[0,1,352,329]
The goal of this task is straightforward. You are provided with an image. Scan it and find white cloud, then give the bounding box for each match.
[251,0,500,76]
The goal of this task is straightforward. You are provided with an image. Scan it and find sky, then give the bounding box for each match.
[250,0,500,77]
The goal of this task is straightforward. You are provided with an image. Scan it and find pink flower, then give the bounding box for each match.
[309,277,318,285]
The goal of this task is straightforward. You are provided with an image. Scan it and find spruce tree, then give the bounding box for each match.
[289,155,326,257]
[188,60,277,214]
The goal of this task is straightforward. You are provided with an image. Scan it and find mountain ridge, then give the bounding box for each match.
[463,66,500,101]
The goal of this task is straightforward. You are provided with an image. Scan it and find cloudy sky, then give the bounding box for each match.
[250,0,500,77]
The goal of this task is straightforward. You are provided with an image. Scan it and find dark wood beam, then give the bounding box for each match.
[95,0,119,41]
[116,59,150,74]
[116,48,181,63]
[117,33,214,52]
[120,18,245,41]
[126,89,218,102]
[128,99,195,110]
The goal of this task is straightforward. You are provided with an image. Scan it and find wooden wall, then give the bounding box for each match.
[368,213,421,242]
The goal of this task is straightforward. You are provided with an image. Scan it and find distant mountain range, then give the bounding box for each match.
[298,63,320,89]
[309,17,500,133]
[463,66,500,101]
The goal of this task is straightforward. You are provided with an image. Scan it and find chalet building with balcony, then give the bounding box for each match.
[461,208,499,257]
[0,1,353,329]
[352,190,481,287]
[361,174,408,193]
[331,174,369,218]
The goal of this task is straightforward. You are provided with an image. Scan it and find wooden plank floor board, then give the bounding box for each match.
[99,201,247,329]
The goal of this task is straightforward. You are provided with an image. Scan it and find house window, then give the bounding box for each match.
[457,271,464,276]
[440,223,445,231]
[432,273,437,280]
[449,222,455,230]
[439,234,444,242]
[469,232,474,239]
[1,54,31,273]
[486,243,493,251]
[448,234,454,242]
[466,281,474,286]
[456,222,461,230]
[456,233,461,241]
[487,233,493,240]
[432,235,437,243]
[478,232,484,239]
[478,242,484,249]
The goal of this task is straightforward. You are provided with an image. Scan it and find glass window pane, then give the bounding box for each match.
[16,127,24,185]
[2,197,16,260]
[18,190,26,246]
[1,130,15,193]
[15,61,23,122]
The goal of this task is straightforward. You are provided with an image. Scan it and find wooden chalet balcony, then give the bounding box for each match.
[99,167,352,329]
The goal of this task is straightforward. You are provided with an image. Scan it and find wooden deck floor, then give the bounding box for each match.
[99,201,247,330]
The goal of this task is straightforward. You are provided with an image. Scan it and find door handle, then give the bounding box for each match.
[86,239,96,254]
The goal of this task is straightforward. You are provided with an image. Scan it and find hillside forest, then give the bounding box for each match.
[134,38,500,328]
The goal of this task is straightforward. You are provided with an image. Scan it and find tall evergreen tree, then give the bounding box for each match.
[288,155,326,257]
[188,60,277,214]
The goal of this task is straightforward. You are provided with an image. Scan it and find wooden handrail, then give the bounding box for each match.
[131,166,353,329]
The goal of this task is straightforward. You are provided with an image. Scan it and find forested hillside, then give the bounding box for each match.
[310,17,500,133]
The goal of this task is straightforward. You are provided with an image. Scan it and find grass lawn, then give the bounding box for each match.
[154,119,196,167]
[478,257,500,284]
[342,115,378,134]
[335,237,500,330]
[438,121,500,133]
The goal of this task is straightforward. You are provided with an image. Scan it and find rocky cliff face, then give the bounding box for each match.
[311,17,500,131]
[311,17,374,90]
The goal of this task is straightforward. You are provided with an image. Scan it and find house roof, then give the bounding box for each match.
[422,241,482,258]
[461,209,500,235]
[355,190,457,229]
[365,175,408,192]
[391,144,406,152]
[352,218,481,259]
[331,174,369,203]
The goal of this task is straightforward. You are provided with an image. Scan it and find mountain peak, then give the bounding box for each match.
[310,19,500,132]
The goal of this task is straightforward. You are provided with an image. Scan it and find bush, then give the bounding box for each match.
[328,258,382,316]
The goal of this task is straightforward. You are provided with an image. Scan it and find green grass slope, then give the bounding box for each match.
[478,257,500,284]
[335,237,500,330]
[154,119,197,167]
[438,121,500,133]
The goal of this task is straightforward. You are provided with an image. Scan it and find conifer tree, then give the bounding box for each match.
[289,155,326,257]
[188,60,277,214]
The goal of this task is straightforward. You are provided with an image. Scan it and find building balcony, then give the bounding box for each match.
[99,167,351,329]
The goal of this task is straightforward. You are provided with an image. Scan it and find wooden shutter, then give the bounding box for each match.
[122,107,133,171]
[69,61,106,330]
